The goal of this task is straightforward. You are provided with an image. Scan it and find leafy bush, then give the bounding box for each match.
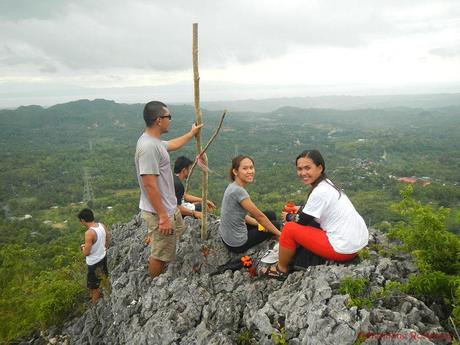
[28,266,86,328]
[389,186,460,333]
[389,186,460,275]
[339,277,372,309]
[0,248,85,343]
[339,277,369,297]
[339,277,407,312]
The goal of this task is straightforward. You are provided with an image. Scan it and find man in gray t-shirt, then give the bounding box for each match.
[135,134,176,215]
[135,101,202,278]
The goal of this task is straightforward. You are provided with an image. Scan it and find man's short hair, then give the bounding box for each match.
[78,208,94,222]
[143,101,168,127]
[174,156,194,174]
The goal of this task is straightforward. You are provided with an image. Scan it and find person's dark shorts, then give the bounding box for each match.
[87,256,108,289]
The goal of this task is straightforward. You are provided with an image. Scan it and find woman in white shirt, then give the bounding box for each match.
[263,150,368,280]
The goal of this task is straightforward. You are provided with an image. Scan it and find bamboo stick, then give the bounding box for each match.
[192,23,208,239]
[184,109,228,195]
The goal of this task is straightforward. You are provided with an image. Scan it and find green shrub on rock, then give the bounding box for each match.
[389,186,460,275]
[389,186,460,334]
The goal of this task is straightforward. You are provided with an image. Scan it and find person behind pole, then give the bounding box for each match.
[261,149,369,280]
[78,208,111,304]
[219,155,281,253]
[173,156,216,219]
[135,101,202,278]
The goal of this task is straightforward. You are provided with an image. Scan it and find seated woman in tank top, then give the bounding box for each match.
[261,150,369,280]
[219,155,281,253]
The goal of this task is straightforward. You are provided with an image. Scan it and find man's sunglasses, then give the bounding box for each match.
[160,114,172,120]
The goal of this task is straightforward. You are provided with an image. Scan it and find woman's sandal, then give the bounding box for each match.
[261,264,288,281]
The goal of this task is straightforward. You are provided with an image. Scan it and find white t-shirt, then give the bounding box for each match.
[302,179,368,254]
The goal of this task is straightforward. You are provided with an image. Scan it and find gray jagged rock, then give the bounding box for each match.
[50,215,451,345]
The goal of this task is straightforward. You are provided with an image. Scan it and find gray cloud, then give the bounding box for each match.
[0,44,58,72]
[430,45,460,58]
[0,0,66,20]
[0,0,459,75]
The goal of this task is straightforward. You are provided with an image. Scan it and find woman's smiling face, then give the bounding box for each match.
[296,157,323,185]
[233,158,255,184]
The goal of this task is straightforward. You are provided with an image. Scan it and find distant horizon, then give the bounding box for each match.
[2,81,460,110]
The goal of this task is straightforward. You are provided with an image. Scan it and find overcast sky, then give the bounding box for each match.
[1,0,459,108]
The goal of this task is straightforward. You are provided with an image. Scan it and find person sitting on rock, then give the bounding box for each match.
[78,208,111,304]
[173,156,216,219]
[261,149,369,280]
[219,155,281,253]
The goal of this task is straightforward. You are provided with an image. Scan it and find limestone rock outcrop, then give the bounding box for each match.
[57,215,451,345]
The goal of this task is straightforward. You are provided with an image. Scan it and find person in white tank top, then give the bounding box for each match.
[85,223,106,265]
[78,208,112,304]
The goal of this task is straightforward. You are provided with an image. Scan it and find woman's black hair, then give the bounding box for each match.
[229,155,254,181]
[295,149,341,197]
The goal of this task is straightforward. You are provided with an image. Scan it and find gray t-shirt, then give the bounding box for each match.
[219,182,250,247]
[135,132,177,216]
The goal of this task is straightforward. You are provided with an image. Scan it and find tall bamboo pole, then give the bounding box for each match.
[192,23,208,239]
[184,109,228,195]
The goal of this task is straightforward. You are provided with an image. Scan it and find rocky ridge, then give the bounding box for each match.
[52,215,452,344]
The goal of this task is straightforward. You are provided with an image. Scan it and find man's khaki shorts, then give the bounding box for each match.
[141,208,185,262]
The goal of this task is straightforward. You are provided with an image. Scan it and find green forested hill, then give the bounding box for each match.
[0,98,459,342]
[1,98,459,222]
[1,98,459,218]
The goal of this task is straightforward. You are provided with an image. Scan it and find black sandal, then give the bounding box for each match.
[261,264,288,281]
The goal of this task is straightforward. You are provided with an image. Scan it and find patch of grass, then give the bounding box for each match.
[272,328,287,345]
[236,329,258,345]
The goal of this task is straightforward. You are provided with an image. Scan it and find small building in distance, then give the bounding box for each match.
[398,177,417,184]
[397,176,432,186]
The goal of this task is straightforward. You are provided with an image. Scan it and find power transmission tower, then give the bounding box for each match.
[83,167,94,208]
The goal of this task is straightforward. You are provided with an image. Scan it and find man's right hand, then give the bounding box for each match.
[158,216,174,235]
[190,123,204,137]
